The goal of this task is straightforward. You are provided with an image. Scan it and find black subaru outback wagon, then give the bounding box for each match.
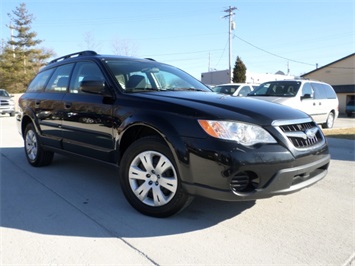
[17,51,330,217]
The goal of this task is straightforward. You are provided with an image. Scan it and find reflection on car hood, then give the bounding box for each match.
[248,96,288,103]
[132,91,310,125]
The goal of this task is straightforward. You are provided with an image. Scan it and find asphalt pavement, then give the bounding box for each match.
[0,115,354,265]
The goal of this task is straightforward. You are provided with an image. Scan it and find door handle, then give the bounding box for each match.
[35,100,41,107]
[64,102,72,109]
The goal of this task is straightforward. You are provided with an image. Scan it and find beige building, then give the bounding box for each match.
[301,53,355,114]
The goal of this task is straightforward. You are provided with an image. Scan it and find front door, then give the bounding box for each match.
[300,82,322,123]
[61,61,116,162]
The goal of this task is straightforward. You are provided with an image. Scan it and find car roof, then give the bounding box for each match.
[261,79,327,84]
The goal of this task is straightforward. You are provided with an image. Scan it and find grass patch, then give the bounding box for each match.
[322,127,355,140]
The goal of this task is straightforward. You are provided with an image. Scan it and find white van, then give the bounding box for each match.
[248,80,339,128]
[212,83,259,97]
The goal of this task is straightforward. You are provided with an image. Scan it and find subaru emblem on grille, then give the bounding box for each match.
[305,127,318,139]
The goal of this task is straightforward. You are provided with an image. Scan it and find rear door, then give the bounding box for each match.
[61,61,116,162]
[310,82,333,123]
[35,64,74,148]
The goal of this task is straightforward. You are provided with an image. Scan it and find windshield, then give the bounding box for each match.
[105,60,211,92]
[249,81,301,97]
[212,85,240,95]
[0,90,10,97]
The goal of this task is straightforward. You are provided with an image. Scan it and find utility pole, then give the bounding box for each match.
[6,23,16,58]
[223,6,237,83]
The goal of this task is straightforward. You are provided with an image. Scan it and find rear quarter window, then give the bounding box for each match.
[27,69,54,92]
[311,83,337,99]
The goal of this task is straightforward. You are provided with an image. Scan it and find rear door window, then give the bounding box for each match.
[45,64,74,93]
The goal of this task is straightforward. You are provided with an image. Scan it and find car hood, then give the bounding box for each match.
[130,91,310,125]
[0,96,11,100]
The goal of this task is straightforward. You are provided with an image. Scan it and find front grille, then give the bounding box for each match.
[0,100,10,106]
[279,121,324,148]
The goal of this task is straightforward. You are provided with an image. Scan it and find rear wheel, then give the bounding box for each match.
[323,112,335,129]
[119,136,192,217]
[24,123,54,167]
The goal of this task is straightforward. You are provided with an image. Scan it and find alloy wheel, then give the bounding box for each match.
[128,150,178,207]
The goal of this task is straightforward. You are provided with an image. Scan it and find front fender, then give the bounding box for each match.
[118,112,201,181]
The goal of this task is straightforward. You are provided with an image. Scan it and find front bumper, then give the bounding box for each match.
[179,137,330,201]
[0,105,15,114]
[182,154,329,201]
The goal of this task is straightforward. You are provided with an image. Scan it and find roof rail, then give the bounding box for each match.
[145,58,156,61]
[49,50,97,64]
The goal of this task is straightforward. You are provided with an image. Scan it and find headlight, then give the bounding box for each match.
[198,120,276,146]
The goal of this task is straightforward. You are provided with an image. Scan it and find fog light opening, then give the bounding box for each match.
[230,171,259,193]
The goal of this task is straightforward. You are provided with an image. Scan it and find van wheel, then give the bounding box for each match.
[323,112,335,129]
[119,136,192,217]
[24,123,54,167]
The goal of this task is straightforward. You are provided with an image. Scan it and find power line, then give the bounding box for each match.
[234,35,316,67]
[215,38,228,69]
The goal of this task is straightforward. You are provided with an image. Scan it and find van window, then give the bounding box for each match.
[250,81,301,97]
[302,82,314,98]
[311,83,337,99]
[238,86,252,96]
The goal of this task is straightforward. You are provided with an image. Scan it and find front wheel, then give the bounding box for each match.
[24,123,54,167]
[119,136,192,217]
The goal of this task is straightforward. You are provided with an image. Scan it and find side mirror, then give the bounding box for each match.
[301,93,313,100]
[80,80,111,97]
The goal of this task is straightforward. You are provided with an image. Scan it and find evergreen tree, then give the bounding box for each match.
[232,56,247,83]
[0,3,54,93]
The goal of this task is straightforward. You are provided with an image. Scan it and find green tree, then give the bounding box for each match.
[0,3,54,93]
[232,56,247,83]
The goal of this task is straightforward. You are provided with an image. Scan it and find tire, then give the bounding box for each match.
[322,112,335,129]
[119,136,192,217]
[24,123,54,167]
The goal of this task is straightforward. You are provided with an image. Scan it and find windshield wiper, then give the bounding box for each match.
[248,94,273,96]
